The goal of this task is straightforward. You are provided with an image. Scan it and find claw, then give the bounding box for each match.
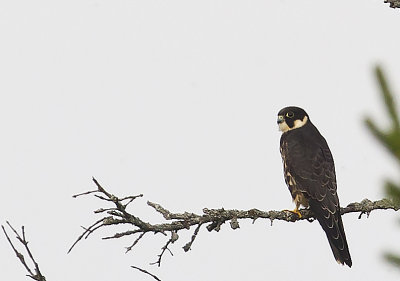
[283,208,302,218]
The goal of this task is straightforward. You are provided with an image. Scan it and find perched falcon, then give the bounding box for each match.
[277,106,352,267]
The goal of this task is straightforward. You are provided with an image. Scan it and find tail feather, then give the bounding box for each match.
[326,214,352,267]
[310,200,352,267]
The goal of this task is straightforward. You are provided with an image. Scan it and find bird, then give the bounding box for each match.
[277,106,352,267]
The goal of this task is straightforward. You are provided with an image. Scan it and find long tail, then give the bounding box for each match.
[326,214,352,267]
[310,201,352,267]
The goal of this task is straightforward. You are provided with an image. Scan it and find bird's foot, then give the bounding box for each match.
[283,208,302,218]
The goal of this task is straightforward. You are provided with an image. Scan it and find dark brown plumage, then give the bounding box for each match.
[278,106,352,267]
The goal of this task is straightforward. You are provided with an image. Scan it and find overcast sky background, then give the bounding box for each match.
[1,1,400,281]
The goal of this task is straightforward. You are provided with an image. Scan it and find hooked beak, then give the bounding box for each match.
[277,115,284,124]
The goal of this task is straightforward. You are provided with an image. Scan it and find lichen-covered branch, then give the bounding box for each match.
[384,0,400,8]
[69,177,400,267]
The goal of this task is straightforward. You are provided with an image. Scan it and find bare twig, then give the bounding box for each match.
[131,266,162,281]
[72,189,98,198]
[67,217,105,253]
[125,232,146,253]
[2,222,46,281]
[150,232,177,267]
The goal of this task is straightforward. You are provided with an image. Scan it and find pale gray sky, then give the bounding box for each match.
[1,1,400,280]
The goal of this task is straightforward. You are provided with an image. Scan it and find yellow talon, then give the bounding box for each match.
[283,208,302,218]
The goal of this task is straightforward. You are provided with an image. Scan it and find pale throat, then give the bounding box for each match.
[279,116,308,132]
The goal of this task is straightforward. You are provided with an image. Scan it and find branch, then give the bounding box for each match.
[2,222,46,281]
[131,266,161,281]
[69,178,400,269]
[384,0,400,8]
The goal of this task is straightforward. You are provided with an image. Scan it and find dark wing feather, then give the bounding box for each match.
[281,123,352,267]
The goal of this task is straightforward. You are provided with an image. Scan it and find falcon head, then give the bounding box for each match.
[277,106,309,133]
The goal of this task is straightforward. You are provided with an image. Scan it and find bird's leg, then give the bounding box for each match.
[290,206,302,218]
[283,202,302,218]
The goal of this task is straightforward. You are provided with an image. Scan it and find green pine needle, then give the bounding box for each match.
[375,66,400,130]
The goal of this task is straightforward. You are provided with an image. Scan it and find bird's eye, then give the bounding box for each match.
[286,112,294,118]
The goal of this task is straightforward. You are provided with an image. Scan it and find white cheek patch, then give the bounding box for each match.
[292,116,308,129]
[279,116,308,132]
[278,121,290,132]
